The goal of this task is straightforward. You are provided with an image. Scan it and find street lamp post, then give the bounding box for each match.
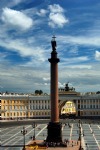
[21,126,27,150]
[32,122,36,140]
[78,120,82,150]
[17,112,18,121]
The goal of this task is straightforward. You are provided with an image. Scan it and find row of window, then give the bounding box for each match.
[81,111,100,115]
[2,105,50,110]
[1,100,50,104]
[2,100,28,104]
[2,111,50,117]
[30,105,50,110]
[30,100,49,103]
[2,106,28,110]
[3,112,27,116]
[81,105,100,109]
[81,99,100,103]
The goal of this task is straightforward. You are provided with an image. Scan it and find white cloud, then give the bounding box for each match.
[95,50,100,61]
[58,63,100,93]
[0,3,100,93]
[36,9,47,16]
[61,56,89,65]
[44,83,50,86]
[48,4,64,13]
[68,65,92,69]
[13,0,22,5]
[0,35,48,67]
[0,52,7,59]
[58,82,65,88]
[1,7,33,30]
[48,4,68,28]
[75,56,88,61]
[48,12,68,28]
[58,35,100,47]
[69,46,78,54]
[43,77,50,81]
[0,63,50,93]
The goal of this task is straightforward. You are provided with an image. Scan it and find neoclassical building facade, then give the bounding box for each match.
[0,91,100,120]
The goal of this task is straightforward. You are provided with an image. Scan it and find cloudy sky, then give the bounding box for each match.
[0,0,100,93]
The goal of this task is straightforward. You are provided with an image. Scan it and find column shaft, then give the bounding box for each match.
[50,62,59,122]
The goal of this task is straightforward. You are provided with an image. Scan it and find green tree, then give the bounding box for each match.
[39,90,43,95]
[96,91,100,94]
[35,90,43,95]
[35,90,39,94]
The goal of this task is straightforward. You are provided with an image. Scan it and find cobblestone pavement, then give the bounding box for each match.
[1,120,100,150]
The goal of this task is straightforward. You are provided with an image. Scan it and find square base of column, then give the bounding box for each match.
[46,122,62,143]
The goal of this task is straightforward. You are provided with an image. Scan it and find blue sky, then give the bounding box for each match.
[0,0,100,93]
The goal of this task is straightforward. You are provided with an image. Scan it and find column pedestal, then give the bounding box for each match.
[46,122,62,143]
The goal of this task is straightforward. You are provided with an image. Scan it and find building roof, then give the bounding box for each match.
[0,94,100,101]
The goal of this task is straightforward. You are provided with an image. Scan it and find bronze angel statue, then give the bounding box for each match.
[51,36,57,51]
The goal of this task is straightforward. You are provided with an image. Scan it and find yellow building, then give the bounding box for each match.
[0,93,100,120]
[0,95,29,120]
[0,95,50,120]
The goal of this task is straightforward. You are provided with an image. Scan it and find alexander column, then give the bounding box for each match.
[46,36,62,144]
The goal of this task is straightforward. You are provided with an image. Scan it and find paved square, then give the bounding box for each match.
[1,120,100,150]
